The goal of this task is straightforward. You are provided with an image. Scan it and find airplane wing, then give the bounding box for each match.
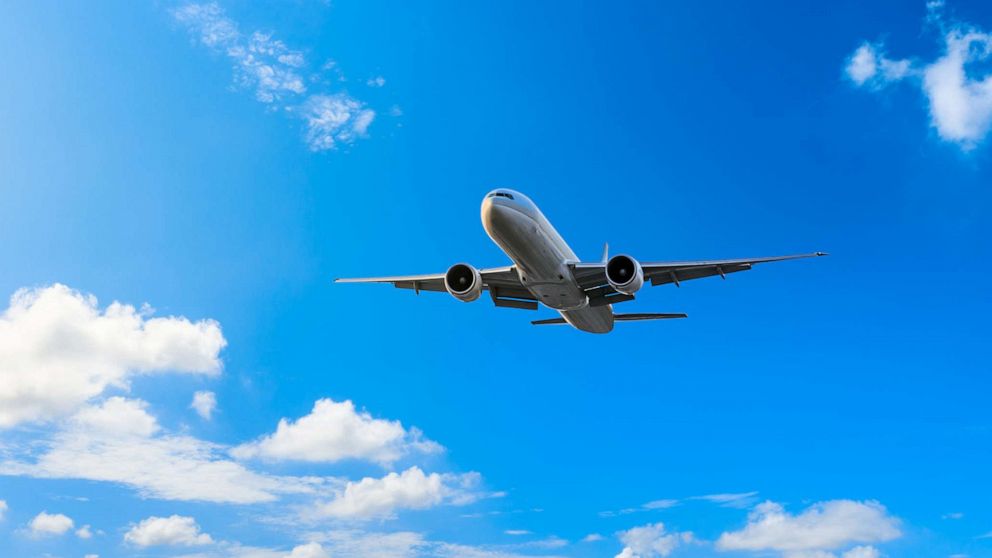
[571,252,827,307]
[335,266,540,310]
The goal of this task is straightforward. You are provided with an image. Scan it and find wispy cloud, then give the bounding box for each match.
[599,498,679,517]
[172,2,376,151]
[690,491,760,509]
[845,1,992,149]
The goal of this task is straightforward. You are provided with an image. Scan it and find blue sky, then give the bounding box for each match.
[1,1,991,557]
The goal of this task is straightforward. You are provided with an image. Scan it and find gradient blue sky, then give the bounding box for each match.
[1,1,991,558]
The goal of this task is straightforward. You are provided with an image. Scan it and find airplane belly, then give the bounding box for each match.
[483,203,587,310]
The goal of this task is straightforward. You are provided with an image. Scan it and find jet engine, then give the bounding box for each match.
[606,254,644,295]
[444,263,483,302]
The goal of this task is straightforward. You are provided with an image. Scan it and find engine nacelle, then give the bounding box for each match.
[444,263,483,302]
[606,254,644,295]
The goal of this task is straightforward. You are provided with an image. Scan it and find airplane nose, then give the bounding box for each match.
[480,196,495,228]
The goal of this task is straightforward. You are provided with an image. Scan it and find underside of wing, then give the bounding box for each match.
[335,266,540,309]
[571,252,826,304]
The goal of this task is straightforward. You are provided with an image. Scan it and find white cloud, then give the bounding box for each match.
[922,30,992,145]
[614,523,692,558]
[232,398,440,466]
[73,396,160,436]
[504,530,531,536]
[847,5,992,147]
[125,515,213,547]
[0,499,6,521]
[846,44,879,85]
[0,284,225,427]
[1,398,316,504]
[76,524,93,539]
[692,491,759,508]
[299,95,376,151]
[845,43,911,87]
[316,466,481,520]
[310,530,426,558]
[841,546,881,558]
[172,2,377,151]
[600,497,680,517]
[582,533,604,542]
[29,511,74,537]
[643,499,679,510]
[192,390,218,420]
[173,4,305,103]
[287,542,330,558]
[715,500,901,558]
[169,531,562,558]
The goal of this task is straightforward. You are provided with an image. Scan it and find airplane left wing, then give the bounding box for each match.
[335,266,540,309]
[571,252,827,307]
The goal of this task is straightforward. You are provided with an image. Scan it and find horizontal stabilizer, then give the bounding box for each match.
[531,312,687,326]
[531,317,569,326]
[615,312,687,321]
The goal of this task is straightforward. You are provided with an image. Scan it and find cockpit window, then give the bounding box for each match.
[488,192,515,200]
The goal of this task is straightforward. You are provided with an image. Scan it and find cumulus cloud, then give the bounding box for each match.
[613,523,692,558]
[76,524,93,538]
[0,284,225,428]
[232,398,441,466]
[846,2,992,147]
[191,390,217,420]
[367,76,386,88]
[1,397,316,504]
[0,499,6,521]
[315,466,482,520]
[715,500,901,558]
[287,542,330,558]
[29,511,74,537]
[172,2,376,151]
[125,515,214,547]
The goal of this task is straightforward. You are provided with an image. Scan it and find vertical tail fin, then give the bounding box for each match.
[601,243,609,263]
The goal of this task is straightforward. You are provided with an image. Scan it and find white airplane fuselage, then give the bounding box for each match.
[481,189,614,333]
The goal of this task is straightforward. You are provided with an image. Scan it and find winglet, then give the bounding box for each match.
[601,243,609,263]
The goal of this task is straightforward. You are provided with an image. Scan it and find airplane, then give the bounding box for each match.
[336,189,826,334]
